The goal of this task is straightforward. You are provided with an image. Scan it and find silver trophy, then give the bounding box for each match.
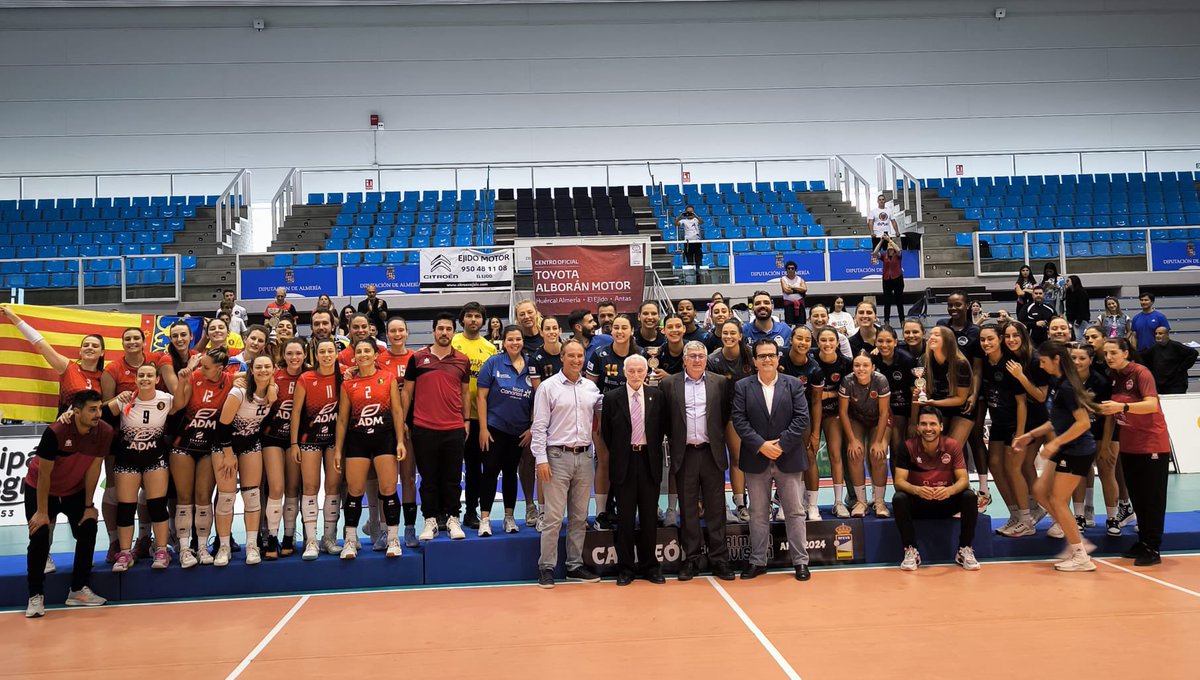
[646,346,661,387]
[912,366,927,403]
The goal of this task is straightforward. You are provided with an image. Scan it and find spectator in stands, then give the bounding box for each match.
[878,237,905,326]
[1014,265,1036,316]
[219,301,247,335]
[1063,275,1090,335]
[828,296,855,337]
[970,300,988,327]
[597,300,617,337]
[265,288,297,329]
[892,407,980,572]
[778,262,808,326]
[1131,293,1171,354]
[1096,296,1131,340]
[1040,263,1066,315]
[485,316,505,352]
[743,291,790,347]
[675,205,704,283]
[1019,286,1056,346]
[1142,327,1198,395]
[314,294,335,317]
[356,285,389,333]
[868,194,899,252]
[337,305,356,339]
[216,289,247,325]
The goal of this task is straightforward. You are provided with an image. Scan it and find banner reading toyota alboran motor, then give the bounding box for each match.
[532,243,646,316]
[418,247,513,292]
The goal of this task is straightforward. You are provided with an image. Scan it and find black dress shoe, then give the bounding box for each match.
[616,570,635,586]
[677,561,697,582]
[711,563,736,581]
[794,565,811,581]
[1134,549,1162,567]
[740,564,768,580]
[1121,541,1148,559]
[644,568,666,585]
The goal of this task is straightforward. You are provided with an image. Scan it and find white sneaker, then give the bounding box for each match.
[833,502,850,518]
[341,540,358,560]
[994,516,1018,535]
[26,594,45,618]
[245,545,261,565]
[503,516,519,534]
[447,516,466,540]
[478,519,492,537]
[850,501,867,518]
[302,540,319,560]
[873,499,890,518]
[806,504,822,522]
[725,506,739,524]
[180,547,198,569]
[1084,506,1095,527]
[320,536,342,555]
[386,537,403,558]
[213,545,231,567]
[65,586,107,607]
[197,547,215,565]
[955,546,981,571]
[999,519,1036,537]
[735,506,750,523]
[525,504,539,528]
[1056,538,1097,560]
[419,518,438,541]
[664,508,679,527]
[1048,522,1065,538]
[152,547,171,569]
[1055,550,1097,572]
[44,555,56,574]
[900,546,920,571]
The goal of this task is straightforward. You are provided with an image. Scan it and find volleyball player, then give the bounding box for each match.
[1082,325,1135,528]
[261,338,306,559]
[815,327,852,517]
[171,348,233,567]
[780,325,823,520]
[1002,321,1051,534]
[848,301,880,356]
[477,325,535,535]
[708,318,753,522]
[337,313,384,368]
[337,313,388,541]
[157,320,199,394]
[334,339,406,559]
[979,325,1026,535]
[1072,343,1116,534]
[377,316,420,547]
[105,364,185,571]
[703,300,732,352]
[270,316,296,366]
[585,314,643,529]
[1048,316,1073,343]
[203,317,245,372]
[839,353,892,517]
[213,354,277,566]
[873,326,915,471]
[1017,341,1099,571]
[292,338,343,559]
[239,325,271,367]
[902,318,927,357]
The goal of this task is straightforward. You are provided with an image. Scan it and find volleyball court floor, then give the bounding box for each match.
[4,551,1200,680]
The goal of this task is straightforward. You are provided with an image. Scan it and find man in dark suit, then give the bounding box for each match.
[661,341,735,581]
[601,354,667,586]
[732,338,813,582]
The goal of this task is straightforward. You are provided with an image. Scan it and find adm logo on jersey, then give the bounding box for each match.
[356,403,385,431]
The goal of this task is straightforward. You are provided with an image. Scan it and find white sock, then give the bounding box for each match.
[1073,499,1086,517]
[345,526,358,544]
[1019,509,1032,523]
[365,479,379,528]
[283,495,299,537]
[977,473,989,492]
[854,486,866,504]
[265,497,284,538]
[301,495,319,542]
[387,524,399,542]
[195,505,213,547]
[175,505,194,548]
[1106,505,1117,519]
[322,495,341,538]
[872,485,886,503]
[806,490,819,508]
[596,493,608,515]
[1070,542,1086,556]
[219,534,230,550]
[667,494,678,512]
[735,494,746,509]
[246,530,258,549]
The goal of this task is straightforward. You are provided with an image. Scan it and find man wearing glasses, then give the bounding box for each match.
[732,339,813,581]
[661,341,735,581]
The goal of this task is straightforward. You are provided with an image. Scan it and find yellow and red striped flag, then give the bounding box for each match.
[0,304,154,422]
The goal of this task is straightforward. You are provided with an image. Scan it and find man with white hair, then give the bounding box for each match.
[601,354,668,585]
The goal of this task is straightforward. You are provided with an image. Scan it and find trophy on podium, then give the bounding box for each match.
[912,366,927,403]
[646,346,661,387]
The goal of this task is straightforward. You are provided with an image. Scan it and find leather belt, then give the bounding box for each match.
[549,445,590,454]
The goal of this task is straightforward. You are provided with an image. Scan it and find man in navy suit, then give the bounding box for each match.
[732,338,813,581]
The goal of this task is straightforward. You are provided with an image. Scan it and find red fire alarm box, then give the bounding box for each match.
[682,171,691,183]
[365,179,374,190]
[370,113,380,127]
[955,164,964,176]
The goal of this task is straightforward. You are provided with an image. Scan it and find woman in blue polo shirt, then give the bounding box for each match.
[477,325,535,536]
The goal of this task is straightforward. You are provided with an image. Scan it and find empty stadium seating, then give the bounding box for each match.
[513,186,637,238]
[307,189,495,249]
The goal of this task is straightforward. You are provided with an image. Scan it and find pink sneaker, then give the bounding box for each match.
[112,550,133,573]
[151,547,171,569]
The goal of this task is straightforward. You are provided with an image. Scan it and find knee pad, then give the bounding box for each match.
[146,496,170,523]
[103,486,117,505]
[116,501,137,528]
[240,487,261,513]
[216,492,237,517]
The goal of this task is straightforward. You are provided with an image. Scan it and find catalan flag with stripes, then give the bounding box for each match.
[0,304,155,423]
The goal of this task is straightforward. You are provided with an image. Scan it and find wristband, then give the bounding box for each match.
[15,320,44,346]
[1123,403,1130,413]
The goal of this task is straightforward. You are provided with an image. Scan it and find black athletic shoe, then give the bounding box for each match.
[230,535,241,553]
[1121,541,1149,559]
[644,568,666,585]
[594,512,614,531]
[537,568,555,589]
[616,570,635,587]
[740,564,768,580]
[263,535,280,561]
[463,512,481,530]
[565,566,601,582]
[1134,549,1162,567]
[280,535,295,557]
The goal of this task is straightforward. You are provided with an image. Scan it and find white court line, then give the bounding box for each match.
[706,576,802,680]
[226,594,309,680]
[1096,559,1200,599]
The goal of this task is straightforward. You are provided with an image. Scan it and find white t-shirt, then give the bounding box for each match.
[828,311,854,336]
[678,216,701,241]
[781,274,805,302]
[871,208,895,238]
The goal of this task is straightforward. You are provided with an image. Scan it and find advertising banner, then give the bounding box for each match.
[1150,241,1200,272]
[342,264,419,295]
[239,267,337,300]
[531,244,646,315]
[829,250,919,281]
[732,252,826,284]
[0,436,108,526]
[418,247,513,291]
[1160,393,1200,473]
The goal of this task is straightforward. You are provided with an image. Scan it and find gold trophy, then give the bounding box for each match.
[912,366,927,403]
[646,346,661,387]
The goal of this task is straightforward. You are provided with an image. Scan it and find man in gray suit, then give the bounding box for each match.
[732,338,813,581]
[661,341,735,581]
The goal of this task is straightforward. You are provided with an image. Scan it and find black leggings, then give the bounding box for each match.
[1120,452,1169,551]
[892,489,977,549]
[462,420,482,517]
[684,241,702,270]
[881,277,905,325]
[480,428,524,515]
[24,485,97,597]
[413,425,466,520]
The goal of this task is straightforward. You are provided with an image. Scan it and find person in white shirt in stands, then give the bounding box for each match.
[868,194,899,252]
[216,289,248,325]
[675,205,704,283]
[531,338,603,589]
[778,261,808,326]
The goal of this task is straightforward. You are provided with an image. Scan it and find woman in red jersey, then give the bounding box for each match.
[202,317,245,372]
[171,348,234,568]
[291,338,343,559]
[333,339,406,560]
[260,338,306,559]
[377,317,419,547]
[269,316,296,367]
[157,320,199,394]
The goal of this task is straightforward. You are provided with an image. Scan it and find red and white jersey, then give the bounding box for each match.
[174,372,232,452]
[337,339,387,369]
[298,370,339,445]
[119,390,173,458]
[228,386,271,439]
[342,371,396,434]
[105,354,157,395]
[377,348,414,388]
[264,368,301,441]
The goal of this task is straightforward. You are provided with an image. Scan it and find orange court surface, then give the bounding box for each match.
[5,553,1200,680]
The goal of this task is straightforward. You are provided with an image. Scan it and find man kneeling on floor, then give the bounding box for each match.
[893,407,980,571]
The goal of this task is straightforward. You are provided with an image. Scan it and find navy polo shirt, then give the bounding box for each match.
[477,352,535,436]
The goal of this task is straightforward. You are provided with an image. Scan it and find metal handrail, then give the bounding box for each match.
[270,168,298,243]
[968,224,1191,278]
[0,169,240,201]
[0,253,182,305]
[876,154,923,224]
[215,169,252,251]
[829,155,873,217]
[879,146,1200,178]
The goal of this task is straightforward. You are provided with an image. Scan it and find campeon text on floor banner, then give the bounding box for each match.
[418,247,513,292]
[531,243,646,316]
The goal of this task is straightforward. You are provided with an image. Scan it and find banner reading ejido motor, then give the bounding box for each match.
[531,244,646,316]
[418,247,513,292]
